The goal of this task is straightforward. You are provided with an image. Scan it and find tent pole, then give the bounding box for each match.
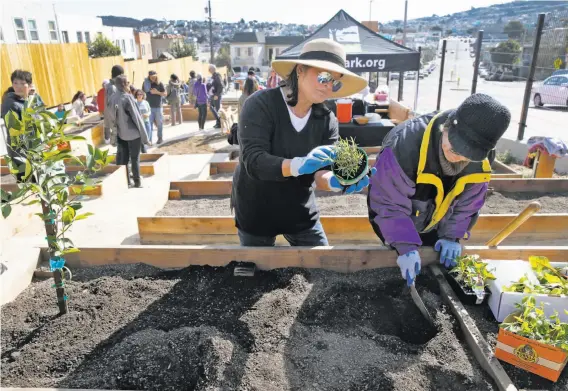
[414,46,421,112]
[436,39,447,111]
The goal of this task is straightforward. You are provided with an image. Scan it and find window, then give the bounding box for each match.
[27,19,39,40]
[236,48,241,57]
[116,40,120,47]
[85,32,91,44]
[77,31,83,43]
[121,39,126,52]
[141,44,146,56]
[275,48,280,55]
[247,47,253,57]
[48,21,58,41]
[130,39,134,52]
[14,18,26,41]
[62,31,69,43]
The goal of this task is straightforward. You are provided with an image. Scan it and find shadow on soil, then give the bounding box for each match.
[47,265,497,390]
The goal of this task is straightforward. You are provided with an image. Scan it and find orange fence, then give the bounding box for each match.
[1,43,226,108]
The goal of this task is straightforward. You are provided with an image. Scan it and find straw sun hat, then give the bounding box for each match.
[271,38,367,98]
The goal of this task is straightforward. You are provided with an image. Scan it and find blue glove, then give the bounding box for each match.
[290,146,336,177]
[396,250,421,286]
[434,239,462,268]
[329,167,376,194]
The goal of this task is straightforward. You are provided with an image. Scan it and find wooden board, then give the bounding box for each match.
[45,245,568,271]
[173,178,568,196]
[431,265,518,391]
[207,159,521,179]
[490,178,568,193]
[492,160,519,175]
[137,214,568,245]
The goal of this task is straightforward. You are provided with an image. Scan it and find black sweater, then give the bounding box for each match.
[232,87,339,237]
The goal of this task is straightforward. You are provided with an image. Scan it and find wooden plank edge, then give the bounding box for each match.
[40,245,568,271]
[430,265,518,391]
[493,159,519,175]
[168,189,181,200]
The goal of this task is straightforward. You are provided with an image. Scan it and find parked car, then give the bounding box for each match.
[532,75,568,107]
[419,70,427,79]
[552,69,568,77]
[479,69,489,79]
[405,71,417,80]
[389,73,400,81]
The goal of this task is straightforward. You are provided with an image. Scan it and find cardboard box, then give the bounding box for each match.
[485,260,568,323]
[495,327,568,382]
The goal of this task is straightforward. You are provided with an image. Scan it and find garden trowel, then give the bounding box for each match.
[408,282,434,326]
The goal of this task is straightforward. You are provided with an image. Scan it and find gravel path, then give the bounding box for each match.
[157,191,568,217]
[1,265,495,390]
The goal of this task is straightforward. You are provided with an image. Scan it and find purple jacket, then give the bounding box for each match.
[193,81,208,105]
[368,114,489,256]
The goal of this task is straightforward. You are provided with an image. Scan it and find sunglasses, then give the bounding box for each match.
[317,71,343,92]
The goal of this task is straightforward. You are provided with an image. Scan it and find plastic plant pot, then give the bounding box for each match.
[446,272,491,305]
[331,147,369,187]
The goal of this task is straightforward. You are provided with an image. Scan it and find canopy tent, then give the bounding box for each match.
[276,9,420,73]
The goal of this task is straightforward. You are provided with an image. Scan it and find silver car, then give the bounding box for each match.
[532,75,568,107]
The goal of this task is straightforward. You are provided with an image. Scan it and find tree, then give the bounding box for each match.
[88,35,121,58]
[445,29,453,37]
[169,40,198,59]
[431,25,442,32]
[490,40,521,69]
[504,20,524,39]
[395,27,403,34]
[1,99,110,315]
[215,43,231,68]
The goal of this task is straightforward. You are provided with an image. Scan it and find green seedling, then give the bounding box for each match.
[332,137,365,180]
[1,98,111,314]
[503,256,568,296]
[449,254,496,297]
[500,295,568,352]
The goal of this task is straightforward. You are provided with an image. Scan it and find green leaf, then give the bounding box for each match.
[62,206,75,225]
[9,127,25,138]
[62,247,80,254]
[1,203,12,218]
[23,159,32,180]
[74,212,94,221]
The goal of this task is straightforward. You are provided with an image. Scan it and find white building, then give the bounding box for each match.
[0,2,136,60]
[103,26,137,60]
[1,1,60,44]
[56,14,105,46]
[230,32,304,72]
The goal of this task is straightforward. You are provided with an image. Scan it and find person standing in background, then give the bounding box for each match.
[104,65,124,145]
[266,68,281,89]
[208,64,224,129]
[110,75,150,188]
[97,80,109,139]
[166,74,182,126]
[135,89,152,145]
[193,74,208,130]
[143,71,167,144]
[188,71,197,106]
[238,78,258,118]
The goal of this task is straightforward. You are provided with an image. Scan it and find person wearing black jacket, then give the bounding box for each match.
[232,39,371,246]
[208,64,224,129]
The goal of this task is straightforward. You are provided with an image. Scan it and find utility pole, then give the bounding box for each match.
[369,0,374,22]
[398,0,408,101]
[207,0,214,63]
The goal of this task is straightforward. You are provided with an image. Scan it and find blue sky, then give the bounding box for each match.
[51,0,512,25]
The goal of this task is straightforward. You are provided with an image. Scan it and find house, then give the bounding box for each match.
[151,34,184,59]
[103,26,137,60]
[230,32,303,73]
[1,1,61,43]
[134,31,152,60]
[55,14,106,46]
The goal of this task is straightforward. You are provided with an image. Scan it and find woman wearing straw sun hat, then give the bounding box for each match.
[231,38,374,246]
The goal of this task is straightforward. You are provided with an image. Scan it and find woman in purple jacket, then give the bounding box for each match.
[193,74,208,130]
[367,94,511,286]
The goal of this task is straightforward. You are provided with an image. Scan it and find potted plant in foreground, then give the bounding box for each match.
[495,296,568,382]
[330,137,369,188]
[447,254,496,305]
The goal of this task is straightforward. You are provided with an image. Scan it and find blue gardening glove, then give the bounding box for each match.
[434,239,462,268]
[397,250,421,286]
[290,146,336,177]
[328,167,376,194]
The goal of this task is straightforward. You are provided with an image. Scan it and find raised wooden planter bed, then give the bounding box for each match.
[137,213,568,245]
[63,153,168,177]
[1,165,127,196]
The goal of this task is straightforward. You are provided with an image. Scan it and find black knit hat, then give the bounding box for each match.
[447,93,511,162]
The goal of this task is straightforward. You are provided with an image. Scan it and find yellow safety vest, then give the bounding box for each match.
[416,113,492,233]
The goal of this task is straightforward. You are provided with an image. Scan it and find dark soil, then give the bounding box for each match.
[157,191,568,217]
[1,265,495,390]
[465,303,568,391]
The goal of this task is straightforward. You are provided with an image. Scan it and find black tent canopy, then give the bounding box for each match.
[276,9,420,73]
